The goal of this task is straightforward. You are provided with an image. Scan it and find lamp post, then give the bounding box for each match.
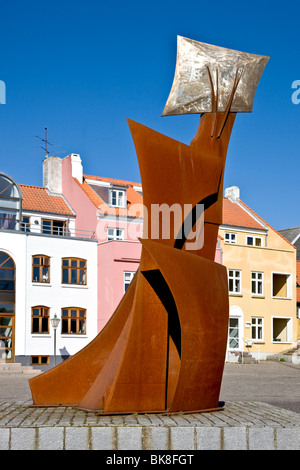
[50,314,60,367]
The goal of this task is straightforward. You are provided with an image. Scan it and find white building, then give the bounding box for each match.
[0,171,98,369]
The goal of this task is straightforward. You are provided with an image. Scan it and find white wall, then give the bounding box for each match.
[0,229,98,363]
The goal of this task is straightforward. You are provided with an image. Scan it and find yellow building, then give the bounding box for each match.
[219,186,297,362]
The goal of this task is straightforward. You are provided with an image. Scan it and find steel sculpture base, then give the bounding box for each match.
[29,111,234,414]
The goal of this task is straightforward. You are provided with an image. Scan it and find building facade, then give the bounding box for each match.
[1,152,297,367]
[279,227,300,322]
[0,172,98,369]
[220,186,298,361]
[58,154,298,361]
[59,154,143,331]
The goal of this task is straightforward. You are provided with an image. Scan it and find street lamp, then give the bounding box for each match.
[50,314,60,366]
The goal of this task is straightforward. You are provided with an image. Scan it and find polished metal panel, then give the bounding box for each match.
[162,36,269,116]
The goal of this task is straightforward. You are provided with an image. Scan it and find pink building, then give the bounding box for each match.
[43,154,143,332]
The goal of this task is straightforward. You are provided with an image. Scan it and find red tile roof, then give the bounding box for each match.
[237,199,296,249]
[84,174,142,189]
[20,184,74,216]
[75,175,296,250]
[222,198,266,230]
[222,197,295,248]
[76,175,143,218]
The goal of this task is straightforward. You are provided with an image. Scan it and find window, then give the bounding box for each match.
[0,252,15,361]
[32,256,50,283]
[42,219,66,236]
[251,272,264,296]
[110,189,126,208]
[225,232,237,244]
[21,216,30,232]
[251,317,263,341]
[124,271,135,293]
[246,236,263,247]
[31,355,49,365]
[0,253,15,292]
[107,227,124,241]
[62,258,86,285]
[272,273,292,299]
[0,173,21,231]
[61,308,86,334]
[32,306,49,334]
[228,270,241,294]
[272,317,292,343]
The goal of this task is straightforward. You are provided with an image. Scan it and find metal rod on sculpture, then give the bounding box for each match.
[217,66,244,138]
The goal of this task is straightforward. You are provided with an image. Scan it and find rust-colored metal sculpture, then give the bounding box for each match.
[29,36,269,414]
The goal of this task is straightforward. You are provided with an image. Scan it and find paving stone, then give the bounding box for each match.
[65,427,90,450]
[170,427,195,450]
[91,427,116,450]
[223,427,247,450]
[0,428,10,450]
[116,426,143,450]
[276,428,300,450]
[143,426,169,450]
[196,427,221,450]
[38,427,64,450]
[10,427,37,450]
[248,427,275,450]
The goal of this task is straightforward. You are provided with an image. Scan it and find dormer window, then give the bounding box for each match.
[110,189,126,208]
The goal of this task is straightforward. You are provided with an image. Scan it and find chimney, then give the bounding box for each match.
[69,153,83,184]
[225,186,240,202]
[43,156,62,193]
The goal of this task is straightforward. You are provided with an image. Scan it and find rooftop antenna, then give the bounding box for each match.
[36,126,53,159]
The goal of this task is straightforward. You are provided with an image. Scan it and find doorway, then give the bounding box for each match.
[0,252,15,362]
[228,305,244,352]
[228,317,240,349]
[0,315,14,361]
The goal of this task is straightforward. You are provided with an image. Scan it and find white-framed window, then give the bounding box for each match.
[225,232,237,244]
[228,269,241,295]
[251,271,264,296]
[272,316,293,343]
[246,235,263,247]
[124,271,135,293]
[272,272,292,299]
[110,189,126,208]
[251,317,264,341]
[107,227,124,241]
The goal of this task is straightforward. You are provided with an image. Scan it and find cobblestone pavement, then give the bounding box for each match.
[0,400,300,429]
[0,361,300,450]
[1,360,300,412]
[1,400,300,450]
[220,361,300,414]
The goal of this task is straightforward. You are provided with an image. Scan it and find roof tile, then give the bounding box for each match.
[222,198,265,230]
[77,175,143,218]
[20,184,73,216]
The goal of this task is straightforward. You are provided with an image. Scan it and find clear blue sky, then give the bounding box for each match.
[0,0,299,231]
